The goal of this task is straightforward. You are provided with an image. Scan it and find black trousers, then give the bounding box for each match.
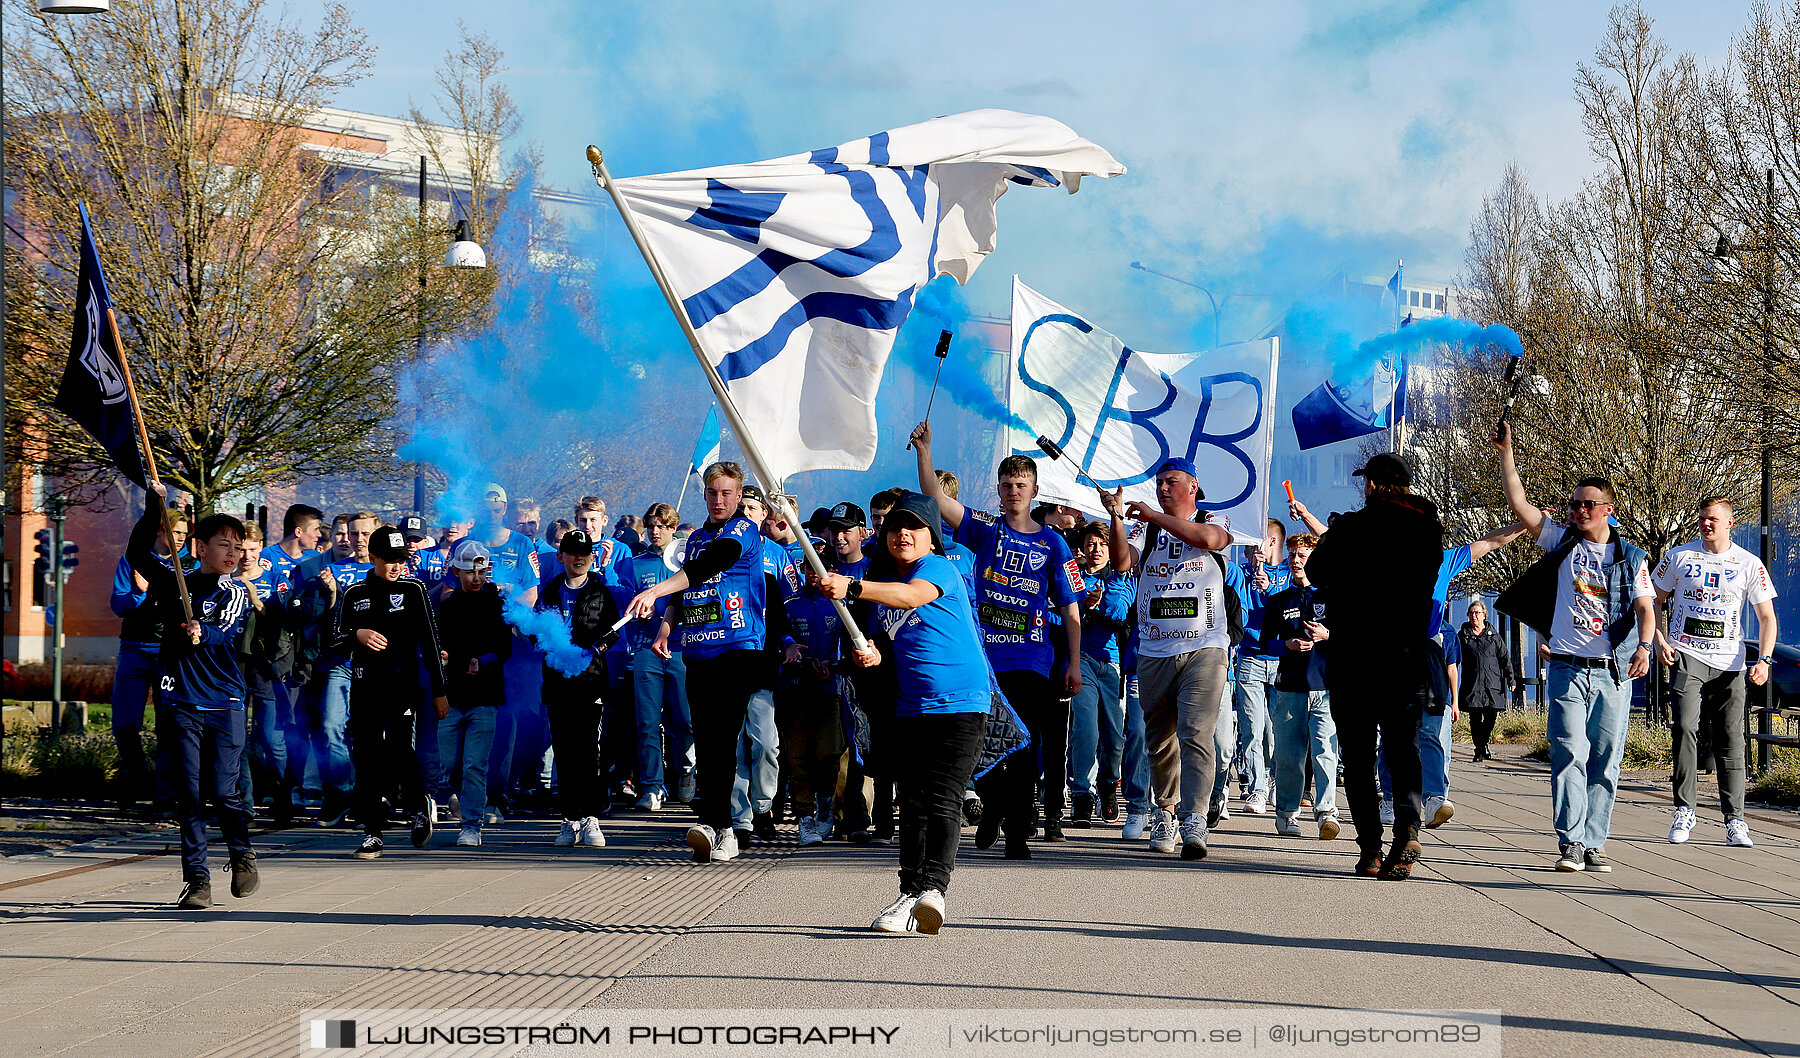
[1328,651,1429,854]
[895,710,986,895]
[545,672,608,821]
[684,649,762,831]
[349,674,424,837]
[1468,707,1498,754]
[976,669,1066,838]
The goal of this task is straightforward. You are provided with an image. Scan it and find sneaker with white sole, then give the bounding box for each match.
[1317,811,1341,841]
[911,889,946,934]
[1120,811,1149,841]
[871,892,919,932]
[1423,796,1454,829]
[1147,810,1179,854]
[1725,819,1754,848]
[797,816,823,846]
[1242,799,1269,815]
[711,826,740,862]
[1555,842,1586,872]
[1668,806,1697,844]
[455,825,482,847]
[353,834,383,860]
[687,825,716,862]
[635,790,664,812]
[1179,813,1209,860]
[554,819,579,847]
[1275,813,1302,837]
[577,817,606,847]
[1379,800,1395,826]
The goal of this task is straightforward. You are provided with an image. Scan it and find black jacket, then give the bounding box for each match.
[1457,622,1511,712]
[1305,491,1445,654]
[538,572,619,681]
[436,584,514,705]
[1262,583,1329,692]
[332,575,447,697]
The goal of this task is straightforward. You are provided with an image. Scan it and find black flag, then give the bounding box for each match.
[54,203,147,488]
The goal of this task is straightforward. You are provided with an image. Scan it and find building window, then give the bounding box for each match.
[1278,454,1317,488]
[1435,293,1445,310]
[1332,453,1355,487]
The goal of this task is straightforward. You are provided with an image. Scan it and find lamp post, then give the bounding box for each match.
[411,155,486,514]
[1130,261,1225,349]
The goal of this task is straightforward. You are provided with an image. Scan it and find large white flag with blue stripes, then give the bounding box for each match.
[614,110,1124,481]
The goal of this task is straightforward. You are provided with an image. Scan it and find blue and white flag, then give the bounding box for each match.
[614,110,1124,481]
[1007,279,1279,546]
[1385,262,1403,327]
[55,203,147,488]
[689,405,722,476]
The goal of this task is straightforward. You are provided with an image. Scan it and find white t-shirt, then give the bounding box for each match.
[1651,540,1776,672]
[1136,524,1230,659]
[1538,523,1654,658]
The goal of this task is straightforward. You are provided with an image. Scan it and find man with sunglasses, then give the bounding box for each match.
[1492,422,1654,873]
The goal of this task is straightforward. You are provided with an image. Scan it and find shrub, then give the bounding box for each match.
[1749,748,1800,807]
[10,663,117,704]
[1452,708,1549,745]
[0,722,146,797]
[1621,718,1673,770]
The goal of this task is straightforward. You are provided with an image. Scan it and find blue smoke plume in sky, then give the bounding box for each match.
[502,590,594,677]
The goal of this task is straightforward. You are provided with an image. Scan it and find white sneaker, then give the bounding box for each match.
[1669,806,1697,844]
[577,817,606,847]
[871,892,918,932]
[797,816,823,846]
[687,825,716,862]
[1725,819,1754,848]
[1147,809,1178,854]
[1121,811,1149,841]
[911,888,946,934]
[635,790,664,812]
[712,826,740,861]
[1179,813,1209,860]
[1379,800,1395,826]
[1275,813,1302,837]
[1317,811,1341,841]
[455,825,482,847]
[1424,796,1455,829]
[1243,799,1269,815]
[554,819,579,847]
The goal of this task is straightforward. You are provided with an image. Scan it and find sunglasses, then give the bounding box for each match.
[1568,499,1613,511]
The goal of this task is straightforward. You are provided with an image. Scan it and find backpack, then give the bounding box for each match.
[1139,523,1246,649]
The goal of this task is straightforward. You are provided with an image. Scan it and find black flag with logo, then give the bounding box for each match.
[54,203,147,488]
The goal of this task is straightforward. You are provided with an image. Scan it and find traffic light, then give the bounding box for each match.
[34,529,52,587]
[60,540,79,577]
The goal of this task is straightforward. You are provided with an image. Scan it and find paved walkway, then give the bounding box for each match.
[0,743,1795,1057]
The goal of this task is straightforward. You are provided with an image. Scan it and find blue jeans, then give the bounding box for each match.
[490,638,544,805]
[1418,706,1453,800]
[632,648,692,796]
[415,661,445,802]
[1547,659,1633,849]
[303,662,354,801]
[1213,670,1237,807]
[438,703,498,827]
[241,670,290,808]
[111,641,160,793]
[1233,654,1278,803]
[1121,674,1150,814]
[1068,652,1123,795]
[732,686,780,826]
[1271,689,1339,816]
[165,699,252,881]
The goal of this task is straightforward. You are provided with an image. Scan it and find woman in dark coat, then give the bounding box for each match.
[1458,600,1512,761]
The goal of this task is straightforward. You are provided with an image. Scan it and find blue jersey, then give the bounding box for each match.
[944,537,977,596]
[409,546,447,588]
[258,543,306,597]
[125,510,251,709]
[677,516,767,659]
[784,590,843,663]
[479,528,542,598]
[1078,568,1137,665]
[325,559,372,593]
[1428,544,1474,639]
[953,509,1084,673]
[1237,559,1293,659]
[875,553,992,717]
[619,550,684,653]
[762,537,803,605]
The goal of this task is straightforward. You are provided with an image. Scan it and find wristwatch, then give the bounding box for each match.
[846,579,864,602]
[1746,651,1764,666]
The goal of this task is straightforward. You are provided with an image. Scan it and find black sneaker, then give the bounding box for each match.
[868,827,894,846]
[753,812,777,842]
[846,828,874,845]
[734,827,755,848]
[1378,839,1422,880]
[1098,783,1119,823]
[1003,836,1032,860]
[353,834,383,860]
[1354,850,1383,877]
[229,853,260,898]
[1555,842,1586,872]
[1070,794,1093,829]
[963,795,983,826]
[410,811,433,849]
[974,813,1001,850]
[177,878,212,910]
[1043,817,1066,842]
[1583,847,1612,873]
[1206,800,1223,829]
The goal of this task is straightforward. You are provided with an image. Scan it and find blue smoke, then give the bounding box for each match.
[1342,316,1523,378]
[501,590,594,678]
[898,278,1033,434]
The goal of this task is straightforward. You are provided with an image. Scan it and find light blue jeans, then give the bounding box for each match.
[1547,659,1633,850]
[1233,654,1278,803]
[439,703,498,827]
[632,647,692,796]
[1271,689,1339,817]
[732,686,780,826]
[1212,673,1237,807]
[1068,652,1124,795]
[1122,674,1150,814]
[1418,706,1453,800]
[305,662,354,799]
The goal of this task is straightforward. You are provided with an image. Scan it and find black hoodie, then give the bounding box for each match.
[1304,490,1445,655]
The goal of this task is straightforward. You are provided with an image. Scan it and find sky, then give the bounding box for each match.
[333,0,1753,352]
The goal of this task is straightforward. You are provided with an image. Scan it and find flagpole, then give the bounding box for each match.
[105,304,194,624]
[586,146,870,652]
[675,469,691,517]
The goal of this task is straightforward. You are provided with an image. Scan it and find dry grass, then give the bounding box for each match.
[8,663,116,704]
[1749,748,1800,806]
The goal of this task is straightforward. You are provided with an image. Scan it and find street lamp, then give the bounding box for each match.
[411,156,487,513]
[37,1,109,11]
[1130,260,1223,349]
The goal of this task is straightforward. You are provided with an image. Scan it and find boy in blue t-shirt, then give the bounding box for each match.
[913,421,1083,857]
[618,503,693,809]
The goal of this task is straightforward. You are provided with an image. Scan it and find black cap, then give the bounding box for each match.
[1353,452,1412,488]
[827,501,867,530]
[881,491,946,555]
[740,484,766,504]
[559,529,594,556]
[804,506,833,532]
[399,514,427,541]
[369,526,409,561]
